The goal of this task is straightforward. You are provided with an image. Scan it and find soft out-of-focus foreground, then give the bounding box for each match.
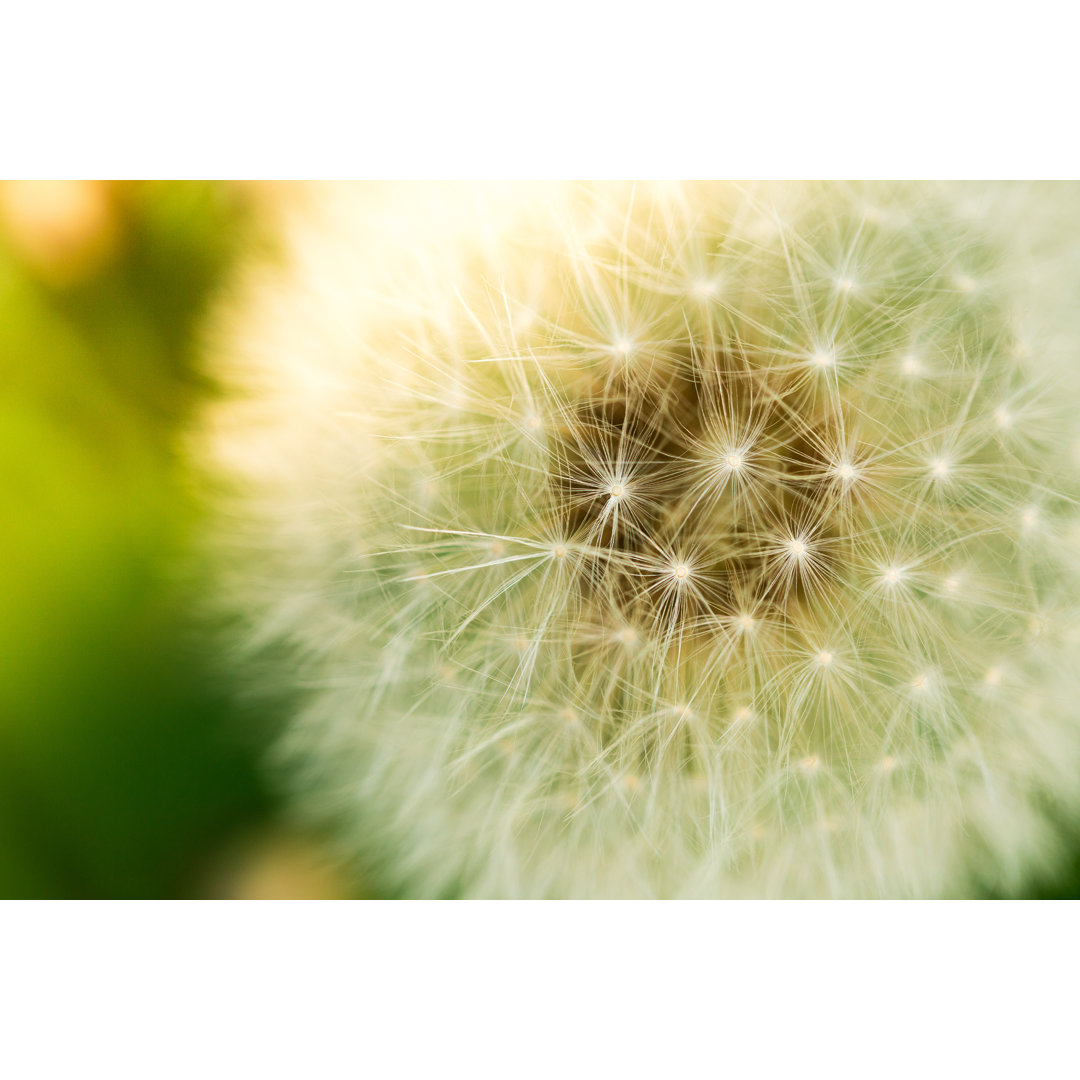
[0,181,348,898]
[1,180,1077,900]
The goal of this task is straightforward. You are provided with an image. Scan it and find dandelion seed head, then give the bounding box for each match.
[203,180,1080,900]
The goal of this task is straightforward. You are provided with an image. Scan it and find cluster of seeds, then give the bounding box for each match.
[206,182,1080,896]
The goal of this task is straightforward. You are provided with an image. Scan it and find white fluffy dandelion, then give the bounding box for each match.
[198,181,1080,898]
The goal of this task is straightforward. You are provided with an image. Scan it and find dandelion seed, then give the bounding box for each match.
[513,309,536,334]
[444,386,468,411]
[881,565,905,587]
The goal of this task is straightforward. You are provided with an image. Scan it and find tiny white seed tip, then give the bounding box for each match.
[883,566,903,585]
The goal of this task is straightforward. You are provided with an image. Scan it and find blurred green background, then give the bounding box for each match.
[0,181,346,898]
[0,180,1075,900]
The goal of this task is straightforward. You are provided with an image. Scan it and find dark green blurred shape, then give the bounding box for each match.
[0,182,273,897]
